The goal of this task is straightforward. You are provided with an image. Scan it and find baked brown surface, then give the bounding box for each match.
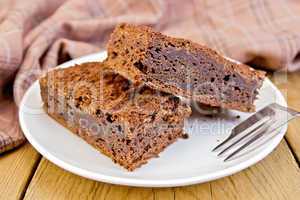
[39,62,191,171]
[107,23,266,112]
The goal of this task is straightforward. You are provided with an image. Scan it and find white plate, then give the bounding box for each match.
[19,51,287,187]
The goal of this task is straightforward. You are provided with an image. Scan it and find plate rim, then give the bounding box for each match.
[19,51,288,187]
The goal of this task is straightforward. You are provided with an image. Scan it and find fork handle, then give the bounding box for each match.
[273,103,300,117]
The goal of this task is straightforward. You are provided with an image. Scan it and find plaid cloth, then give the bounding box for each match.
[1,0,300,153]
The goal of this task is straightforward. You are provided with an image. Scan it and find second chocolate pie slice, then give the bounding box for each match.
[107,23,265,112]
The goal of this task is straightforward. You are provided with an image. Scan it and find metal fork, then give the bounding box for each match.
[212,103,300,161]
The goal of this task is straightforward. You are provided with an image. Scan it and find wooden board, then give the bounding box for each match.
[211,140,300,200]
[0,143,40,200]
[0,72,299,200]
[23,140,300,200]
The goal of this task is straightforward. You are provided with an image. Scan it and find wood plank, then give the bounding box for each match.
[154,188,174,200]
[23,158,154,200]
[175,183,211,200]
[271,71,300,162]
[23,140,299,200]
[211,140,300,200]
[0,143,41,200]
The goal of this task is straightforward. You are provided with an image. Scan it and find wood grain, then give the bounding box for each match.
[271,71,300,163]
[211,140,300,200]
[175,183,212,200]
[23,140,300,200]
[23,158,154,200]
[0,143,40,200]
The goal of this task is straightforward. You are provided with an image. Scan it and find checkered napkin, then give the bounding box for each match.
[1,0,300,153]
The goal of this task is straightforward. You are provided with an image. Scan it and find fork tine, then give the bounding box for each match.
[212,116,271,152]
[212,136,233,152]
[214,103,300,161]
[217,118,273,156]
[224,119,276,161]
